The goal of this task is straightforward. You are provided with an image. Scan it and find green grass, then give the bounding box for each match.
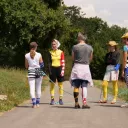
[64,55,72,80]
[94,80,128,101]
[0,68,48,112]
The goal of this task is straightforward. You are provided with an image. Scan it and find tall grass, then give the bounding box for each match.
[0,68,48,112]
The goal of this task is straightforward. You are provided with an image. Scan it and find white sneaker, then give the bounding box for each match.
[121,103,128,108]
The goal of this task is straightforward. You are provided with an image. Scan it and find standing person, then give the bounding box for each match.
[25,42,44,108]
[48,39,65,105]
[121,32,128,108]
[99,41,120,104]
[70,32,93,109]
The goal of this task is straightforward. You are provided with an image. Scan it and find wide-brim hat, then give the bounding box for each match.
[107,41,118,46]
[121,32,128,39]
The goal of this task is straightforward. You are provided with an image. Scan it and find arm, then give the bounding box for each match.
[48,51,52,75]
[72,51,74,61]
[111,52,120,65]
[122,51,127,72]
[90,52,93,62]
[60,51,65,76]
[89,46,93,62]
[39,55,44,69]
[25,58,29,69]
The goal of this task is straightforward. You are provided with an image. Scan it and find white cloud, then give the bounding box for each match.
[64,0,128,28]
[98,9,111,21]
[80,4,96,17]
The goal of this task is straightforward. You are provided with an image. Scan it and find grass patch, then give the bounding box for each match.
[0,68,48,112]
[65,55,72,80]
[94,80,128,101]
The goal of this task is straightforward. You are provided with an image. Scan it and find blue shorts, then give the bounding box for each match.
[72,79,88,88]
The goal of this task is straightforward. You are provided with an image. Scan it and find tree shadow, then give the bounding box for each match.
[16,105,32,108]
[16,102,50,108]
[98,104,121,108]
[88,101,100,103]
[39,102,50,105]
[51,105,75,109]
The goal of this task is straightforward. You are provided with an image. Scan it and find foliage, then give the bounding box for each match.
[0,1,127,79]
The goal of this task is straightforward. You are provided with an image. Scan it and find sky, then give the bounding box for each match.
[64,0,128,28]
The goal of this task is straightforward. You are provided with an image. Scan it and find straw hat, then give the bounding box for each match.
[107,41,118,46]
[121,32,128,39]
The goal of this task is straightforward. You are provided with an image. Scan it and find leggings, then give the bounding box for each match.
[28,77,42,98]
[102,80,118,101]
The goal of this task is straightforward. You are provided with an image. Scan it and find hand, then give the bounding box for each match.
[114,64,120,71]
[60,70,64,77]
[121,71,124,78]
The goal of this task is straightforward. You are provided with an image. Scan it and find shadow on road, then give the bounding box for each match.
[98,104,121,108]
[51,106,75,109]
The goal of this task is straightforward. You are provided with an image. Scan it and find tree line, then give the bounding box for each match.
[0,0,127,79]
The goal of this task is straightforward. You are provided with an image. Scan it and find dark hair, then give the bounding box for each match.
[29,42,38,50]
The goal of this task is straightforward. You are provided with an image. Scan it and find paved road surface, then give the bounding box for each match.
[0,81,128,128]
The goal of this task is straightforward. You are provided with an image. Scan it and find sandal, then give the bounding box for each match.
[111,99,116,104]
[98,100,107,103]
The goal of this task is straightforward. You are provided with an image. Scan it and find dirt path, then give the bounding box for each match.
[0,81,128,128]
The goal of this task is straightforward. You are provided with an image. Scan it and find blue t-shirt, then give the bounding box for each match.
[123,45,128,52]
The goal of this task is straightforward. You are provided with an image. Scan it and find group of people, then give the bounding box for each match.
[25,32,128,109]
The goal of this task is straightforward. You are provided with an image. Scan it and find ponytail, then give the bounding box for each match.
[30,49,35,59]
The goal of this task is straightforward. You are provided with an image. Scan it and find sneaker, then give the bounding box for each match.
[50,99,55,105]
[32,105,37,108]
[59,99,64,105]
[36,104,40,108]
[121,103,128,108]
[82,104,90,109]
[75,104,81,109]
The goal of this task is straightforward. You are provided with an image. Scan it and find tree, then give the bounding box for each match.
[0,0,70,67]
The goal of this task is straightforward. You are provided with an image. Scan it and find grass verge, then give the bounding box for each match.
[0,68,48,112]
[94,80,128,102]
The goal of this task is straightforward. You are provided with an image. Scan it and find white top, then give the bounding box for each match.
[25,52,41,70]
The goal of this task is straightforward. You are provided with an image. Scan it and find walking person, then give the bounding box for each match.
[48,39,65,105]
[99,41,120,104]
[25,42,44,108]
[121,32,128,108]
[70,32,93,109]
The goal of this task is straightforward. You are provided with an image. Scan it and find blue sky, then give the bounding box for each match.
[64,0,128,28]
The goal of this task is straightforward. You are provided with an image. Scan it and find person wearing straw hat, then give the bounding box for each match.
[25,42,44,108]
[120,32,128,108]
[99,41,120,104]
[48,39,65,105]
[70,32,93,109]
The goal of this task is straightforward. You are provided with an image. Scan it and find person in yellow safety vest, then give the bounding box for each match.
[48,39,65,105]
[99,41,120,104]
